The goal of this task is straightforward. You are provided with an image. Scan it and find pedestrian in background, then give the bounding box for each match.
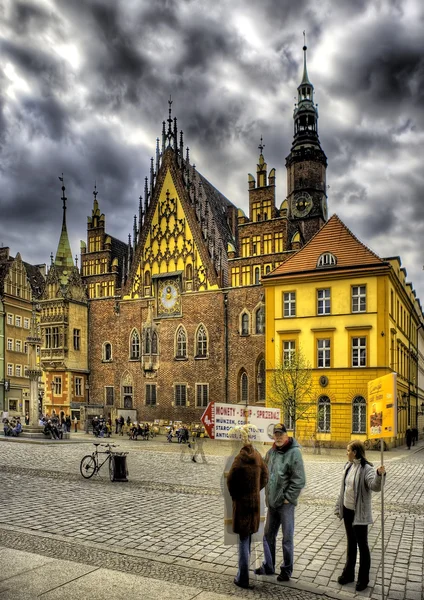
[227,427,268,589]
[255,423,306,582]
[335,440,386,592]
[411,426,418,446]
[74,416,78,433]
[406,426,412,450]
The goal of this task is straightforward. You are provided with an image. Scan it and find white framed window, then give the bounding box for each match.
[7,338,13,351]
[352,285,366,313]
[317,339,330,368]
[24,342,28,354]
[24,366,28,377]
[283,292,296,317]
[175,384,187,407]
[196,383,209,408]
[283,340,296,365]
[145,384,156,406]
[7,313,13,325]
[75,377,82,396]
[317,252,336,267]
[7,364,13,376]
[15,365,22,377]
[318,396,331,432]
[73,329,81,351]
[24,317,30,329]
[176,326,187,359]
[130,330,140,359]
[196,325,208,358]
[15,340,22,352]
[352,337,367,367]
[317,288,331,315]
[352,396,366,433]
[15,316,22,327]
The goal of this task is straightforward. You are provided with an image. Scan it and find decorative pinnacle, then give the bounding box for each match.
[93,182,98,199]
[258,136,265,154]
[58,173,66,210]
[301,31,311,86]
[168,95,173,134]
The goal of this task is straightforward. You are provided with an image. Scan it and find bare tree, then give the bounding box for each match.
[268,349,314,438]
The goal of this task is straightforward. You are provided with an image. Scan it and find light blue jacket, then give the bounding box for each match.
[335,461,384,526]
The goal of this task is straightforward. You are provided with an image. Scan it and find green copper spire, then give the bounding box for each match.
[300,31,312,86]
[54,176,74,270]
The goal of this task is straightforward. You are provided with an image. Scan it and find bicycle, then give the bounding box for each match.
[364,438,387,452]
[80,443,127,480]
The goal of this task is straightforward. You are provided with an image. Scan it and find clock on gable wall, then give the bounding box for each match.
[157,277,182,316]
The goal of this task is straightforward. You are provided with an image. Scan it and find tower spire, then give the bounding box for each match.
[54,175,74,270]
[301,31,311,86]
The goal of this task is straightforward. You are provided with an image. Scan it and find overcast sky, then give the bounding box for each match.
[0,0,423,304]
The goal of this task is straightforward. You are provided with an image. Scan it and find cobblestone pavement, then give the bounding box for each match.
[0,436,423,600]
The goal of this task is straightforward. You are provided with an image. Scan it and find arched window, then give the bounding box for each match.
[176,326,187,359]
[145,330,151,354]
[144,270,151,286]
[254,266,260,285]
[265,265,271,274]
[196,325,208,357]
[255,306,265,334]
[186,263,193,281]
[257,359,265,402]
[152,331,158,354]
[130,330,140,359]
[241,313,249,336]
[317,253,337,268]
[103,342,112,361]
[241,372,248,404]
[317,396,331,432]
[352,396,366,434]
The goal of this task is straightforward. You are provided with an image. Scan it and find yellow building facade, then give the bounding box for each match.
[263,215,424,448]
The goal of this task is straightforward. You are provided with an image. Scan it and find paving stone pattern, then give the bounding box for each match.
[0,438,423,600]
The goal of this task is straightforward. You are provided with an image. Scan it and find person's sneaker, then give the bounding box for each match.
[234,578,254,589]
[355,581,369,591]
[254,566,274,575]
[277,572,290,582]
[337,575,355,585]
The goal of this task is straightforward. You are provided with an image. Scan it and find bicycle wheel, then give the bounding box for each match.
[80,455,97,478]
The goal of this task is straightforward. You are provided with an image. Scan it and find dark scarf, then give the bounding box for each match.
[273,437,293,453]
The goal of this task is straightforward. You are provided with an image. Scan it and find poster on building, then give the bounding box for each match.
[201,402,280,442]
[367,373,397,439]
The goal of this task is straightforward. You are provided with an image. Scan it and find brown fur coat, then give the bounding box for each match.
[227,444,269,537]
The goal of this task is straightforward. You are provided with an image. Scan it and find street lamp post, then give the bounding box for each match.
[85,382,90,433]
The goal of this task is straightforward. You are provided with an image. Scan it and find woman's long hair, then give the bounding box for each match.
[348,440,373,467]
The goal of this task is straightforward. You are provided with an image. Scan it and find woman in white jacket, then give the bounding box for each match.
[335,440,386,592]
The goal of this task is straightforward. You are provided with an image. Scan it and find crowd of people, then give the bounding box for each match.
[2,416,22,436]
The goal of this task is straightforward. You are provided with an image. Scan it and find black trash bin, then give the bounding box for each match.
[109,453,128,482]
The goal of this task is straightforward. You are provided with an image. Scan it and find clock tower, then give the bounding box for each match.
[286,41,328,236]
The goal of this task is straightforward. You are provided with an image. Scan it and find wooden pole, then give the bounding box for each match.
[380,439,385,600]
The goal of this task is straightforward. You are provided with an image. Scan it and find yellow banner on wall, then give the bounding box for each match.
[367,373,397,439]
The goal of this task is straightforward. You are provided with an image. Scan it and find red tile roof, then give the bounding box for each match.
[266,214,386,278]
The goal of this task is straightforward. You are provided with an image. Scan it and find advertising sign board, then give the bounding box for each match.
[367,373,397,439]
[201,402,280,442]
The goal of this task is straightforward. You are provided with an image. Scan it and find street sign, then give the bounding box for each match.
[201,402,280,442]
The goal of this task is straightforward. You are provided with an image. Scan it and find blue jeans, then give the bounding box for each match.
[262,503,295,576]
[235,534,251,586]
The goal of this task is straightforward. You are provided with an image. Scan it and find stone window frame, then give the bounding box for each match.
[175,325,188,360]
[129,328,141,360]
[253,303,265,335]
[239,310,250,336]
[194,324,208,359]
[103,342,113,362]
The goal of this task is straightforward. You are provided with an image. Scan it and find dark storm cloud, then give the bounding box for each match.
[0,0,424,300]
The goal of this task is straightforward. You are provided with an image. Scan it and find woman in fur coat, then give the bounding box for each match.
[227,430,268,589]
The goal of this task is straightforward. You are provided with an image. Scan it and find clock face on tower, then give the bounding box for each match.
[158,279,181,315]
[292,192,313,218]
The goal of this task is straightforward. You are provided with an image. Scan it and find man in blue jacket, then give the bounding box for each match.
[255,423,306,582]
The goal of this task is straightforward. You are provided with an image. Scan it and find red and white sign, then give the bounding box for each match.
[201,402,280,442]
